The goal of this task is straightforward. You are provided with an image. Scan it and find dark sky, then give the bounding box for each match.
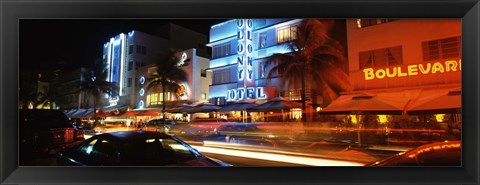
[20,19,226,71]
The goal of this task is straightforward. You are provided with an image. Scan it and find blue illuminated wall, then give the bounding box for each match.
[208,19,303,103]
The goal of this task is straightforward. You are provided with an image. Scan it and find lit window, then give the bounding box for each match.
[356,19,397,29]
[277,25,298,43]
[201,93,207,100]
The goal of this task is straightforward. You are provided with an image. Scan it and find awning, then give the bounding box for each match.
[320,86,461,115]
[406,87,461,114]
[249,97,302,112]
[184,102,221,113]
[101,105,127,112]
[320,93,410,115]
[219,100,257,112]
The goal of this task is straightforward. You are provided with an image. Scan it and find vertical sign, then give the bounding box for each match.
[237,19,254,89]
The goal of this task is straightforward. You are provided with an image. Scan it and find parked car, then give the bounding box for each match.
[20,109,85,165]
[144,119,176,133]
[369,140,461,166]
[57,131,231,166]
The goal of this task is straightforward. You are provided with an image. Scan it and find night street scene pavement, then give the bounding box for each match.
[19,18,462,166]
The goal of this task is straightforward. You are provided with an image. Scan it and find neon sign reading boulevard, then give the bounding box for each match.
[363,60,461,80]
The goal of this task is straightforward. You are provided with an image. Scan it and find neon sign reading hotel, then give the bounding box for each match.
[363,60,461,80]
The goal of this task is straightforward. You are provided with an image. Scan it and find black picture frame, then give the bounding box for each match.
[1,0,478,184]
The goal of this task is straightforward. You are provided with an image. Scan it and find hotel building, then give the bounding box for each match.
[136,48,211,111]
[101,27,208,111]
[207,19,347,106]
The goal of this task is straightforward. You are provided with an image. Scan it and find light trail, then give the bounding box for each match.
[191,145,365,166]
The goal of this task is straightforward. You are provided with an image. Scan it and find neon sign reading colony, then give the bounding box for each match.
[363,60,461,80]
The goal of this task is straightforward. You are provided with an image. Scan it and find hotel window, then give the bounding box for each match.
[359,46,403,69]
[422,36,461,61]
[129,45,133,54]
[128,61,133,71]
[127,78,132,87]
[356,19,397,29]
[201,69,207,77]
[258,62,266,79]
[277,26,298,43]
[147,92,171,106]
[136,45,142,54]
[259,32,267,48]
[212,69,231,84]
[212,43,231,58]
[141,46,146,55]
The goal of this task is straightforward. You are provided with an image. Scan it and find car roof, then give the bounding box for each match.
[410,140,461,151]
[92,131,172,142]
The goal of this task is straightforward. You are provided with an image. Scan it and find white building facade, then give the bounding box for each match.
[136,48,211,110]
[102,30,170,108]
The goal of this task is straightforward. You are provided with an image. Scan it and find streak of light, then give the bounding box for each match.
[192,145,364,166]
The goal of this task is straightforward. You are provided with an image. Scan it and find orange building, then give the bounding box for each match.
[321,19,461,146]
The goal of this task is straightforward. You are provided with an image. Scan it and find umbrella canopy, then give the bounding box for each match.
[407,88,461,114]
[134,110,160,116]
[121,111,137,117]
[67,108,95,118]
[184,102,221,113]
[320,93,410,115]
[249,97,302,112]
[219,101,257,112]
[64,109,79,117]
[93,111,112,118]
[165,104,194,113]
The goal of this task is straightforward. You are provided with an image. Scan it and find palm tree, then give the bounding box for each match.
[147,49,188,123]
[78,59,118,119]
[265,19,352,125]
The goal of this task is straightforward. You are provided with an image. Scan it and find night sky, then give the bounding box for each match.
[20,19,226,71]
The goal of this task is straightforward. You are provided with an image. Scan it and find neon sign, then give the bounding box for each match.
[226,87,267,101]
[178,52,188,67]
[363,60,461,80]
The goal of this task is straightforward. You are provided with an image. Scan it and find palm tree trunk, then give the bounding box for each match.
[301,61,307,127]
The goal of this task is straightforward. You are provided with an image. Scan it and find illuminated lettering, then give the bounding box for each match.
[363,68,375,80]
[256,87,267,99]
[248,69,253,80]
[386,68,397,78]
[228,90,236,100]
[432,62,445,73]
[375,69,386,79]
[407,65,418,76]
[419,63,431,74]
[226,87,269,101]
[397,67,407,77]
[362,60,460,80]
[238,69,244,80]
[445,60,458,72]
[237,88,245,100]
[237,31,243,40]
[237,43,244,53]
[247,56,253,66]
[246,88,255,99]
[238,56,243,66]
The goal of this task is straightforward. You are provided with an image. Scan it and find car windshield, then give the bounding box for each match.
[120,137,200,165]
